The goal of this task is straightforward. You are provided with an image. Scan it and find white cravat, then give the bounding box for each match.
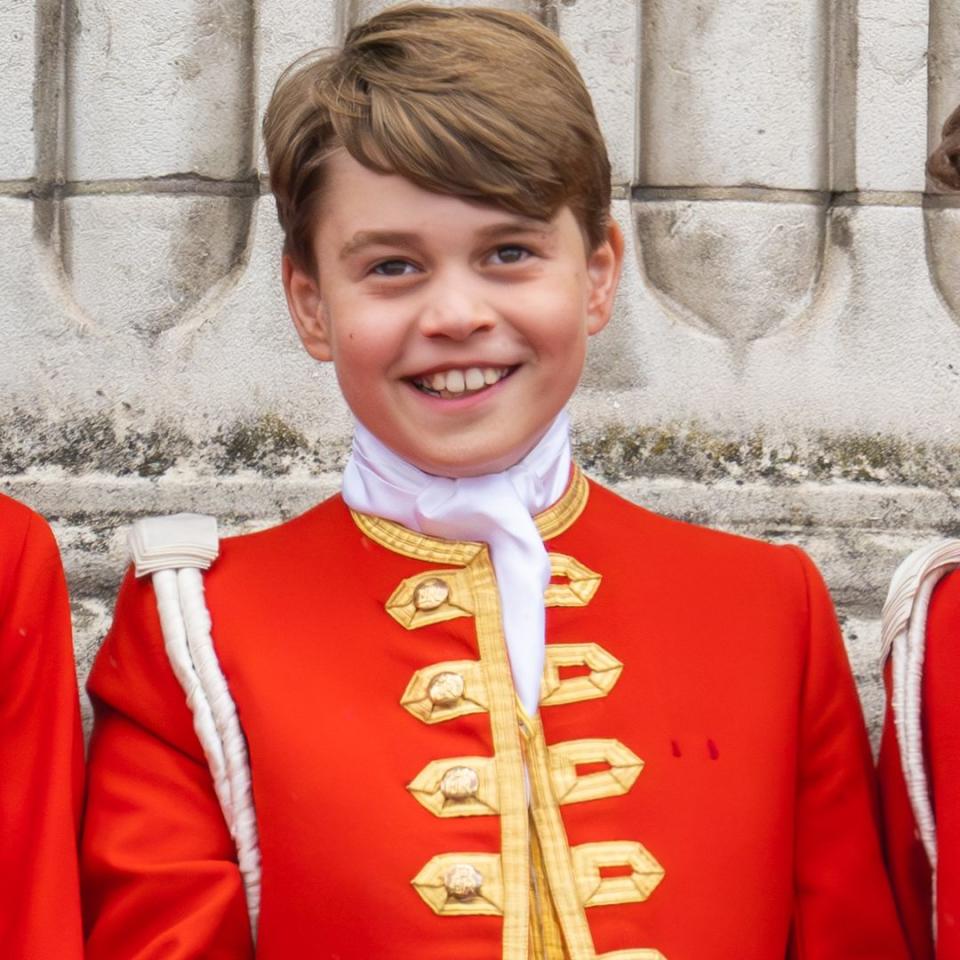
[341,413,571,716]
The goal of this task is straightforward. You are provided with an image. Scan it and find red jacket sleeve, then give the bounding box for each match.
[0,501,84,958]
[784,546,909,958]
[81,567,254,959]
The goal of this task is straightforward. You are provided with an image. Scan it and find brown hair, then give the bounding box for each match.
[928,103,960,191]
[262,4,611,273]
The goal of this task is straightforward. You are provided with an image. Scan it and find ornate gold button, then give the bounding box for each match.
[413,578,450,611]
[440,766,480,801]
[444,863,483,900]
[427,671,465,705]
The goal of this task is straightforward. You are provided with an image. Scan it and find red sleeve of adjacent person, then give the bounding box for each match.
[0,494,84,958]
[879,570,960,959]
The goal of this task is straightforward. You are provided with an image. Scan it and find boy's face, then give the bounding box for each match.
[284,151,623,477]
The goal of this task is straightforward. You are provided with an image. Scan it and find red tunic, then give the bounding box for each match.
[0,494,84,957]
[879,570,960,959]
[83,474,908,958]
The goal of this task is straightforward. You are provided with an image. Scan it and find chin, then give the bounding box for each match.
[410,446,531,479]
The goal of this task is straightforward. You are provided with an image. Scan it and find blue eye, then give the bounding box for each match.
[372,260,416,277]
[491,245,530,265]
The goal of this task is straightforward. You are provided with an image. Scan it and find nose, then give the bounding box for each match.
[417,272,498,341]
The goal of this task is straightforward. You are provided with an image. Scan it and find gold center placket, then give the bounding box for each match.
[466,547,531,957]
[521,709,596,960]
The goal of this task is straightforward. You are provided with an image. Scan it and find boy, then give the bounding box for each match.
[82,6,908,957]
[0,493,84,957]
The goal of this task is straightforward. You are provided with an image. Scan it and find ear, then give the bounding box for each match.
[283,253,333,362]
[585,219,625,336]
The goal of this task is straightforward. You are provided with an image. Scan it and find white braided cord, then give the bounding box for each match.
[150,567,261,940]
[152,570,230,796]
[880,539,960,938]
[177,568,261,933]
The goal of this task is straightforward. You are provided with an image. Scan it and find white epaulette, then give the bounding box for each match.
[880,538,960,938]
[128,514,261,941]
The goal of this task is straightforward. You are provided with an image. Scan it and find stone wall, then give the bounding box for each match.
[2,0,959,740]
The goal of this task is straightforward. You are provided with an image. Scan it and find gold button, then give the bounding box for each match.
[444,863,483,900]
[427,671,465,706]
[413,578,450,611]
[440,766,480,801]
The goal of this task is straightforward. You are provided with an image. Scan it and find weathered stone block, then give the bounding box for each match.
[60,193,255,337]
[556,0,636,188]
[634,198,825,343]
[854,0,928,191]
[640,0,827,189]
[595,202,960,443]
[66,0,255,180]
[0,0,35,180]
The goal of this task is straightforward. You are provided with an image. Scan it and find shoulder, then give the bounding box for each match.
[932,564,960,606]
[0,492,51,550]
[928,563,960,637]
[0,491,35,531]
[215,492,353,568]
[0,493,62,603]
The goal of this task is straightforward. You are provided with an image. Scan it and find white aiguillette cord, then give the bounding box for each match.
[341,412,572,717]
[128,513,262,941]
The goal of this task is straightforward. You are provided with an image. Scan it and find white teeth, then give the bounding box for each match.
[415,365,511,395]
[445,369,466,394]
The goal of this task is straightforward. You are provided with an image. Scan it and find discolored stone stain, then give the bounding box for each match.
[574,422,960,491]
[0,411,356,481]
[829,208,854,251]
[173,54,203,83]
[0,410,193,477]
[213,413,309,477]
[153,195,255,341]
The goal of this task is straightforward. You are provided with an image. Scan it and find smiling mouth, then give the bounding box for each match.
[411,366,515,399]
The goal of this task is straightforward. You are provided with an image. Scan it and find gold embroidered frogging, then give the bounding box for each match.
[351,468,665,960]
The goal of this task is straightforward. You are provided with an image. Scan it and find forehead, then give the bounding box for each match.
[312,150,565,248]
[313,149,585,260]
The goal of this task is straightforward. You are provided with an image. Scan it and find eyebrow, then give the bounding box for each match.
[338,218,555,260]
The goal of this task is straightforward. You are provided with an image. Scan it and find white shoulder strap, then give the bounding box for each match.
[129,514,261,941]
[880,540,960,884]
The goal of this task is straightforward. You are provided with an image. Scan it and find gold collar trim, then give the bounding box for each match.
[350,465,589,563]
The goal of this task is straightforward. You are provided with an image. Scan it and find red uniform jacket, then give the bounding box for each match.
[0,494,84,957]
[879,570,960,959]
[83,473,908,958]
